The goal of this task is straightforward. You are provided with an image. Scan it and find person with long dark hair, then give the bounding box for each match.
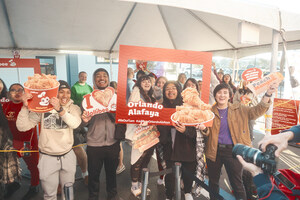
[183,78,199,93]
[158,81,197,200]
[222,74,236,102]
[153,76,168,185]
[0,79,8,103]
[126,75,156,197]
[0,103,21,199]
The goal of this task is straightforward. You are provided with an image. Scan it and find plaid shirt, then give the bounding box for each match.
[193,130,207,197]
[0,133,21,184]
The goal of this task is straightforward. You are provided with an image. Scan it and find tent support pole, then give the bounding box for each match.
[158,5,177,49]
[109,3,137,53]
[0,0,17,48]
[109,53,113,80]
[186,9,235,49]
[265,30,280,136]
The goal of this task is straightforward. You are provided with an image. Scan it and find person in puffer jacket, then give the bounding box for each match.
[16,80,81,200]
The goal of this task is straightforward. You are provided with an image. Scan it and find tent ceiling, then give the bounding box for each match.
[1,0,300,58]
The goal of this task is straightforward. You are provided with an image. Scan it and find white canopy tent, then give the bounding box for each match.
[1,0,300,135]
[0,0,300,59]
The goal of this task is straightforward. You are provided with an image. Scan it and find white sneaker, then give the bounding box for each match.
[131,185,141,197]
[116,164,125,174]
[184,193,193,200]
[157,178,164,185]
[138,182,151,196]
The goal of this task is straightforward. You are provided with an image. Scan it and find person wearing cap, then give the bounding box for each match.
[197,83,278,200]
[2,83,39,199]
[81,68,122,200]
[16,80,82,200]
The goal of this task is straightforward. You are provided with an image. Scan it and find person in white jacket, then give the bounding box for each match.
[16,80,81,200]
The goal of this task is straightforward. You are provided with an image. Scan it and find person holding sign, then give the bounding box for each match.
[16,80,82,200]
[157,81,197,200]
[81,68,121,200]
[233,80,258,141]
[126,75,157,197]
[197,83,277,200]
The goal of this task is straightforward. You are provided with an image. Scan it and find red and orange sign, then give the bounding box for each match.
[271,98,299,135]
[82,87,116,117]
[247,72,283,95]
[116,45,212,126]
[241,68,262,81]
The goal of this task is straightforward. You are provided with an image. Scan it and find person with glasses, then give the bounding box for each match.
[2,83,40,199]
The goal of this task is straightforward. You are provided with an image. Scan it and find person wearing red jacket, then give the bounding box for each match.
[3,83,39,200]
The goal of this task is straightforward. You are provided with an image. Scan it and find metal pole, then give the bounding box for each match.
[174,162,181,200]
[141,168,149,200]
[109,53,113,80]
[265,30,280,136]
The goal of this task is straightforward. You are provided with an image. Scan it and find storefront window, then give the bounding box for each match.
[36,56,56,75]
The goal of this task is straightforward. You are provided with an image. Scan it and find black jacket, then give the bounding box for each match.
[157,125,196,162]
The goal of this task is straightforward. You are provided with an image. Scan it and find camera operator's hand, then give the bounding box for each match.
[258,131,294,157]
[237,155,263,177]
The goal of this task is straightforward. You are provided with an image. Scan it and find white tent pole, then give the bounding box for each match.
[265,30,280,136]
[270,30,280,73]
[109,53,113,80]
[232,50,237,83]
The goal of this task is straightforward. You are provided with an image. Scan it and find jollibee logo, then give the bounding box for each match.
[9,59,16,67]
[38,92,50,106]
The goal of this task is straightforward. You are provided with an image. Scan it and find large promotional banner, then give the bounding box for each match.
[116,45,212,126]
[0,58,41,73]
[0,58,41,104]
[271,98,300,135]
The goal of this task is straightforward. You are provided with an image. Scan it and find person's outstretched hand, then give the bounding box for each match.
[258,131,294,157]
[237,155,263,177]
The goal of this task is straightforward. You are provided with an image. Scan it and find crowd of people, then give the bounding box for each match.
[0,64,298,200]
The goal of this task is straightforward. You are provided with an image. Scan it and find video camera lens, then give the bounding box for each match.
[232,143,277,174]
[232,144,261,164]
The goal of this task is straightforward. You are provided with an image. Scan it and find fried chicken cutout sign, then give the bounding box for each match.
[171,88,214,126]
[82,87,116,117]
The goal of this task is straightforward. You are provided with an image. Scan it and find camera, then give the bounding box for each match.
[232,143,277,174]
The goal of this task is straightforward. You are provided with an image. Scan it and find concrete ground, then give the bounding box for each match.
[6,130,300,200]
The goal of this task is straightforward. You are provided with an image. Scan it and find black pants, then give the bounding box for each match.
[131,147,154,182]
[87,142,120,200]
[165,160,196,199]
[207,146,247,200]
